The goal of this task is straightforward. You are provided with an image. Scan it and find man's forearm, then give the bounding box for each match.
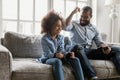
[65,7,80,27]
[99,43,106,47]
[66,11,75,26]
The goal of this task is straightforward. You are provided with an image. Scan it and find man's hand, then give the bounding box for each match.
[99,43,111,55]
[56,52,64,59]
[72,7,80,14]
[103,46,111,55]
[69,52,75,58]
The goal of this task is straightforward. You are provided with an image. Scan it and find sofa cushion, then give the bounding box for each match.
[3,32,42,58]
[12,58,75,80]
[12,58,120,80]
[90,60,120,79]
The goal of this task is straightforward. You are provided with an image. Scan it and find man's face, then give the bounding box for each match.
[80,11,92,26]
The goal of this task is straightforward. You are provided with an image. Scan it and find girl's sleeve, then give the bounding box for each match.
[41,38,55,58]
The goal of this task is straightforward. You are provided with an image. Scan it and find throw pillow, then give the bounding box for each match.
[3,32,42,58]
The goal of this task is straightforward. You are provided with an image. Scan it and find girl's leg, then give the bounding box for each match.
[46,58,64,80]
[68,57,84,80]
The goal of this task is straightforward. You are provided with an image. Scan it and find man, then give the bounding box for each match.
[64,6,120,80]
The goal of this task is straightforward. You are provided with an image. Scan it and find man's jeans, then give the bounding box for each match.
[73,48,96,78]
[86,46,120,74]
[46,58,84,80]
[73,45,120,78]
[76,46,120,78]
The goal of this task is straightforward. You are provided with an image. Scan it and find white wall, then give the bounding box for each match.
[0,0,2,38]
[0,0,120,42]
[96,0,120,43]
[96,0,111,42]
[91,0,97,26]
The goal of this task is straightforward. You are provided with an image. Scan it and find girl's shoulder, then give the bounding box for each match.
[41,34,51,41]
[41,34,64,42]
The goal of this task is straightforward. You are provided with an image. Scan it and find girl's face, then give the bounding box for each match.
[51,20,62,36]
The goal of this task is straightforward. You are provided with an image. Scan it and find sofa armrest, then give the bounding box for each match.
[0,44,13,80]
[106,42,120,47]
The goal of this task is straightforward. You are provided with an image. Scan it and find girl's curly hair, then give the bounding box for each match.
[41,10,65,34]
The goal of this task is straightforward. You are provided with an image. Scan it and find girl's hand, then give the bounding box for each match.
[56,52,64,59]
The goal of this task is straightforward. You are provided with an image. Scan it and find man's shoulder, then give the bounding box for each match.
[89,23,96,28]
[88,23,97,30]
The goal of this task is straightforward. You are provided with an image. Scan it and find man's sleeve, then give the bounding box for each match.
[63,21,74,31]
[93,27,105,47]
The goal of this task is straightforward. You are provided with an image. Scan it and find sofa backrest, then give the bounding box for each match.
[91,33,107,49]
[1,31,107,58]
[2,32,42,58]
[0,38,4,45]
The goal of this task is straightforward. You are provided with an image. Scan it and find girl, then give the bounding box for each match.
[39,10,84,80]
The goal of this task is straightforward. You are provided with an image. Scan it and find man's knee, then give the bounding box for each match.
[71,57,80,62]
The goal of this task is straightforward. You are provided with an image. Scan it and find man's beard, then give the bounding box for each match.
[80,20,90,26]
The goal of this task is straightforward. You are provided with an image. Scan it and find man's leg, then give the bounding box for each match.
[88,46,120,74]
[71,45,97,78]
[87,47,120,77]
[86,48,107,60]
[110,47,120,74]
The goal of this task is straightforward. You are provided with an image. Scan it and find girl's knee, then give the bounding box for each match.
[54,59,62,65]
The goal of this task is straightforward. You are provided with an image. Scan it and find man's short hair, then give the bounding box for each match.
[82,6,92,17]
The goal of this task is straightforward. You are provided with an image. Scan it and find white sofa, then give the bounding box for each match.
[0,31,120,80]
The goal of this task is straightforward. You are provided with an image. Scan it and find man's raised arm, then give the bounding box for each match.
[65,7,80,26]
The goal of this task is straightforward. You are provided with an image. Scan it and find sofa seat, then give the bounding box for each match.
[12,58,120,80]
[90,60,120,79]
[12,58,75,80]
